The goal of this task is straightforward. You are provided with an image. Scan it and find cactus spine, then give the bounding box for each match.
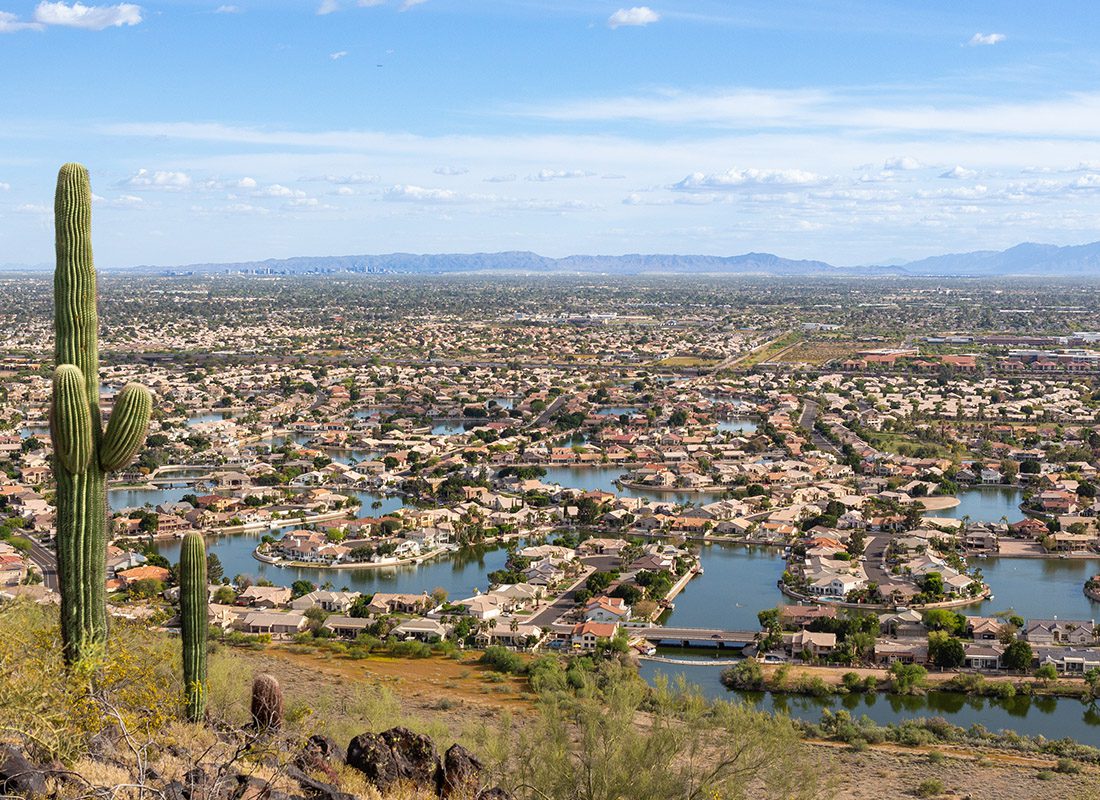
[251,673,284,733]
[50,163,152,664]
[179,531,208,722]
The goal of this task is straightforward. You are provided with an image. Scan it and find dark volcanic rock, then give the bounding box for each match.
[285,764,358,800]
[0,746,47,798]
[346,727,439,793]
[441,744,484,798]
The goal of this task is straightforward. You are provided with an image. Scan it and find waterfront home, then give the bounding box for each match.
[290,589,360,613]
[873,639,928,666]
[1024,618,1098,646]
[523,558,565,586]
[489,583,542,608]
[878,609,926,638]
[584,596,631,623]
[962,642,1004,671]
[778,604,837,629]
[322,616,373,638]
[570,620,618,651]
[455,594,505,620]
[236,586,292,609]
[1035,646,1100,673]
[367,592,433,615]
[787,630,836,658]
[392,617,450,643]
[116,565,172,588]
[241,611,307,637]
[475,618,543,649]
[966,616,1006,641]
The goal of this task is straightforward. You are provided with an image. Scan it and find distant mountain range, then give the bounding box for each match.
[7,240,1100,277]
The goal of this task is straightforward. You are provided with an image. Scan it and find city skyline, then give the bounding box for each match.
[3,1,1100,267]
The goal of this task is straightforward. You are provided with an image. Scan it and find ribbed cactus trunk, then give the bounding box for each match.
[179,531,208,721]
[50,163,152,665]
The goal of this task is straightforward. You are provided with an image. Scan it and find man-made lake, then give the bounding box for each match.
[596,407,639,416]
[541,466,729,505]
[717,419,759,435]
[660,544,785,630]
[155,533,507,599]
[941,486,1025,523]
[638,661,1099,742]
[962,556,1100,620]
[187,411,236,426]
[432,420,476,436]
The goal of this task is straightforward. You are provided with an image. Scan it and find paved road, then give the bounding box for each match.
[862,533,898,590]
[527,567,593,628]
[528,394,568,429]
[27,538,59,591]
[799,398,841,455]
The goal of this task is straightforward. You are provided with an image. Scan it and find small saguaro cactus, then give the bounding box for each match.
[50,163,153,664]
[179,531,208,722]
[251,673,284,733]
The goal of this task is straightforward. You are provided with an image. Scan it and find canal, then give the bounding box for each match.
[638,661,1100,742]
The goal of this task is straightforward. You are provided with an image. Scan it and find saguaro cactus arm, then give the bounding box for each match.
[100,382,152,471]
[50,364,94,473]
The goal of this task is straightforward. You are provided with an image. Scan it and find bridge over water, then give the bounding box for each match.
[636,627,758,648]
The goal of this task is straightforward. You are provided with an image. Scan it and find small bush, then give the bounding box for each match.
[915,778,944,797]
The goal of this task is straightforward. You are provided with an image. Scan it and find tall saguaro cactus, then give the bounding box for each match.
[50,163,152,664]
[179,531,208,721]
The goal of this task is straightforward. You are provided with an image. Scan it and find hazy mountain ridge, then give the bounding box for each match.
[7,240,1100,276]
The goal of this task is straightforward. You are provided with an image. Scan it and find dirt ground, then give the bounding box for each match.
[241,647,1100,800]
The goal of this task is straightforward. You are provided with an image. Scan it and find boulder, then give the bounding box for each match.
[440,744,483,798]
[285,764,358,800]
[296,734,343,781]
[346,727,439,794]
[0,746,47,799]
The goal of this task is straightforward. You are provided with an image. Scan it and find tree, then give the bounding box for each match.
[1035,663,1058,682]
[291,579,316,599]
[1002,640,1033,672]
[212,585,237,605]
[206,552,224,584]
[927,632,965,669]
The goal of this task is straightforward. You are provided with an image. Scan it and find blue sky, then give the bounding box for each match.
[3,1,1100,267]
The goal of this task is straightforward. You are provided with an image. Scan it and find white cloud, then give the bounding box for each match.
[968,32,1005,46]
[434,165,469,176]
[0,11,44,31]
[125,168,192,189]
[235,176,257,189]
[673,167,828,191]
[358,0,385,6]
[399,0,427,10]
[253,183,305,198]
[883,156,924,171]
[332,186,356,195]
[608,6,659,29]
[317,0,339,14]
[0,182,9,191]
[383,184,459,202]
[214,5,240,12]
[16,203,50,214]
[527,169,594,181]
[34,2,142,30]
[301,172,377,185]
[940,165,978,180]
[484,174,516,183]
[330,50,348,60]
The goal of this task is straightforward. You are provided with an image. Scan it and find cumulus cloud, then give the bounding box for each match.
[673,167,828,191]
[608,6,659,29]
[0,181,9,191]
[968,32,1005,46]
[883,156,924,171]
[940,165,978,180]
[0,10,44,31]
[214,5,240,12]
[16,203,50,214]
[383,184,460,202]
[253,183,306,198]
[433,165,469,176]
[527,169,595,181]
[34,2,142,30]
[317,0,339,14]
[235,176,257,189]
[330,50,348,60]
[358,0,385,5]
[124,168,191,189]
[300,172,377,185]
[484,174,517,183]
[399,0,428,10]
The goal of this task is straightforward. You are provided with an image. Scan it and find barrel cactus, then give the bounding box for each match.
[251,673,284,732]
[179,531,208,721]
[50,163,152,664]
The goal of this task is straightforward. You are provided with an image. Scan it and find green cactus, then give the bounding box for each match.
[179,531,208,721]
[50,163,152,665]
